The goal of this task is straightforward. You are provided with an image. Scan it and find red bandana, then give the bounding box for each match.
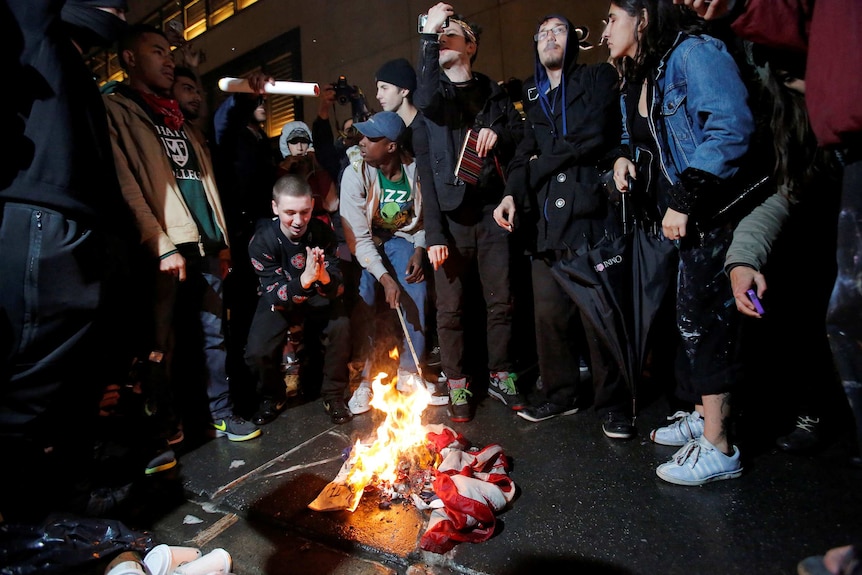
[137,90,185,131]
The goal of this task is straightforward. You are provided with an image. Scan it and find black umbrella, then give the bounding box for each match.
[550,192,677,416]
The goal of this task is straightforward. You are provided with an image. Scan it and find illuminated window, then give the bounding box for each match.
[185,0,207,39]
[208,0,235,27]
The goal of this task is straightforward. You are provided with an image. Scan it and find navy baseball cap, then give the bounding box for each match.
[354,111,405,141]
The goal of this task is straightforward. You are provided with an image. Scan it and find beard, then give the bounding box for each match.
[540,44,564,70]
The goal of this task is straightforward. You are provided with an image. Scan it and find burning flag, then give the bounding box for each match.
[308,369,517,554]
[308,370,437,512]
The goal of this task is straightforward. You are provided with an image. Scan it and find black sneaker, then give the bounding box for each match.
[323,398,353,425]
[776,415,821,452]
[516,401,579,423]
[252,398,287,426]
[427,345,442,368]
[488,371,527,411]
[602,411,636,439]
[447,386,473,423]
[210,415,262,441]
[144,442,177,475]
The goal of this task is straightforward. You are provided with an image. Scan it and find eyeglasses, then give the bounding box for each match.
[534,24,568,42]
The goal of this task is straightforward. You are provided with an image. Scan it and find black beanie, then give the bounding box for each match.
[375,58,417,93]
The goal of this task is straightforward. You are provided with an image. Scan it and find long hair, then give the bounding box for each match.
[610,0,704,85]
[747,44,837,201]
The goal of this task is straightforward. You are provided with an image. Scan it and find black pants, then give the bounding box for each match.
[0,202,128,520]
[245,297,351,403]
[434,207,513,380]
[675,224,743,403]
[533,256,629,414]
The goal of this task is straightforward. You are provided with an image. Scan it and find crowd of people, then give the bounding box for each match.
[3,0,860,571]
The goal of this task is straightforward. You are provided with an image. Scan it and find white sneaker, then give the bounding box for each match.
[396,369,420,394]
[425,376,449,406]
[656,436,743,486]
[650,410,705,446]
[348,384,373,415]
[396,370,448,406]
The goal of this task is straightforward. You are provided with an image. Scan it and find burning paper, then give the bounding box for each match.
[309,371,439,512]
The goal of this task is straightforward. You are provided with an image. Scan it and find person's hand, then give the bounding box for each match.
[494,195,516,232]
[314,247,331,285]
[160,252,187,281]
[427,244,449,271]
[672,0,731,20]
[729,265,767,318]
[405,248,426,284]
[613,157,636,193]
[246,71,275,94]
[301,246,327,288]
[662,208,688,240]
[318,84,336,119]
[426,3,454,33]
[475,127,498,158]
[99,384,122,417]
[380,273,401,309]
[176,42,201,69]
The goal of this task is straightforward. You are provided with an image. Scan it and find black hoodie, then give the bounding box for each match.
[3,0,129,232]
[505,14,622,254]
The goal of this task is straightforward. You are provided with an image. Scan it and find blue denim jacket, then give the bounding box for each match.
[621,33,754,186]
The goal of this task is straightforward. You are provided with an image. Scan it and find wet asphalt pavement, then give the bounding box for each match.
[114,368,862,575]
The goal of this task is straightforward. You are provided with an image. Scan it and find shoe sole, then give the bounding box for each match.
[210,429,262,441]
[656,466,744,486]
[448,406,472,422]
[487,388,526,411]
[349,404,371,415]
[603,428,636,440]
[145,458,177,475]
[517,407,579,423]
[428,395,449,406]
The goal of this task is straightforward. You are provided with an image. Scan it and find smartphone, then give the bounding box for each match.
[418,14,449,33]
[746,289,765,315]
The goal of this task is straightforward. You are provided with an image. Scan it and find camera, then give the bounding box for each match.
[333,75,356,106]
[330,75,371,124]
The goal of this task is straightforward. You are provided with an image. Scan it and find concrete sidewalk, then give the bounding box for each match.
[130,386,862,575]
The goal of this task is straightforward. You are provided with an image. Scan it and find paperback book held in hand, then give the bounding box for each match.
[454,128,483,186]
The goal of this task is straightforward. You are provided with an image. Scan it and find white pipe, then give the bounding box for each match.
[217,77,320,97]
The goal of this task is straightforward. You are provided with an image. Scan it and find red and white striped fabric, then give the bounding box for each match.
[420,431,516,554]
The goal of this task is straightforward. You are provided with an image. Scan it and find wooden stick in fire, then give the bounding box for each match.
[395,303,424,382]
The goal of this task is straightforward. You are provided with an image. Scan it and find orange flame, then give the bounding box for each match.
[344,370,433,495]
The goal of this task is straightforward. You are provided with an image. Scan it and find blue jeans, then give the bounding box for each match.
[356,236,426,373]
[151,250,233,422]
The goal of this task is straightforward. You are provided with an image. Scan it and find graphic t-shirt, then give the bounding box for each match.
[154,121,225,253]
[372,167,413,232]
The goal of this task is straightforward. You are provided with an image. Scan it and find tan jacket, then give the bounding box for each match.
[104,89,229,259]
[339,153,424,281]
